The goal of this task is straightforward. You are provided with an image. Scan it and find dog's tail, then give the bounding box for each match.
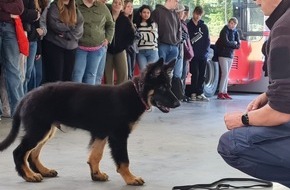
[0,102,22,151]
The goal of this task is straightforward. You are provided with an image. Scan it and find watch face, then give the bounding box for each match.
[242,114,249,125]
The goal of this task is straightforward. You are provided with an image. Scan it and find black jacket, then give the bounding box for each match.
[20,0,40,42]
[108,12,135,54]
[215,25,240,58]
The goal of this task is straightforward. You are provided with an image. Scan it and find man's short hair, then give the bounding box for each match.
[228,17,238,24]
[193,5,203,15]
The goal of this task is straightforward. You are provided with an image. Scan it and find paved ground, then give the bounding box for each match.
[0,93,288,190]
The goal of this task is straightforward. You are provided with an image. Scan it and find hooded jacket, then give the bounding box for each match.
[151,4,181,46]
[187,19,210,60]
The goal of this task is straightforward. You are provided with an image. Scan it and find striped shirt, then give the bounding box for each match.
[137,22,158,51]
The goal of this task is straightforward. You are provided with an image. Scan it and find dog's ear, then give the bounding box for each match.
[150,57,164,78]
[163,59,176,77]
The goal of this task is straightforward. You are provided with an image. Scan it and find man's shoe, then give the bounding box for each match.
[196,94,210,102]
[217,93,226,100]
[223,93,232,99]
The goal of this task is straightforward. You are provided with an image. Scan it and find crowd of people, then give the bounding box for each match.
[1,0,290,187]
[0,0,240,119]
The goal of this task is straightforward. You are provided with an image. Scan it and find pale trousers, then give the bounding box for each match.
[218,57,233,93]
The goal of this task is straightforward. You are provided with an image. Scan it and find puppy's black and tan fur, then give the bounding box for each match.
[0,58,180,185]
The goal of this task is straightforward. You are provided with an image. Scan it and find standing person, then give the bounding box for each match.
[104,0,135,85]
[135,4,158,71]
[72,0,114,85]
[123,0,136,80]
[218,0,290,187]
[185,5,210,101]
[181,5,194,102]
[27,0,50,91]
[0,0,24,116]
[21,0,41,94]
[42,0,84,83]
[151,0,181,63]
[216,17,240,100]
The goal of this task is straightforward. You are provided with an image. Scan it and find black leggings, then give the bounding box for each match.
[42,39,76,83]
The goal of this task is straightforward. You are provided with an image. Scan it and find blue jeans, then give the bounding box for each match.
[72,46,106,85]
[23,41,37,94]
[158,43,179,63]
[28,56,43,91]
[0,22,24,116]
[137,49,159,71]
[95,47,107,85]
[173,45,183,79]
[218,123,290,187]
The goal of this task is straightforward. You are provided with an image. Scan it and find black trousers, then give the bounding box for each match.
[185,58,207,96]
[42,39,76,83]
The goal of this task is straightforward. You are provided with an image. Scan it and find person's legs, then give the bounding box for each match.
[187,59,199,96]
[34,57,43,87]
[23,41,38,94]
[63,48,76,81]
[196,59,207,95]
[158,43,169,62]
[83,47,106,85]
[137,50,148,71]
[95,47,107,85]
[1,23,24,116]
[42,39,64,83]
[147,49,159,64]
[166,45,179,64]
[218,123,290,187]
[72,48,88,83]
[104,53,114,85]
[218,57,230,94]
[114,50,128,85]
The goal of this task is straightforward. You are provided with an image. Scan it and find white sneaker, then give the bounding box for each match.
[196,94,210,102]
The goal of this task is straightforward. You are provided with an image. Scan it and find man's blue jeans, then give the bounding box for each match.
[218,123,290,187]
[158,43,179,64]
[0,22,24,116]
[72,46,106,85]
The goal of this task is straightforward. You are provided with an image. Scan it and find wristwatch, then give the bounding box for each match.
[241,113,250,126]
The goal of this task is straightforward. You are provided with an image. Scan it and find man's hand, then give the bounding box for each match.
[224,111,244,130]
[246,92,268,112]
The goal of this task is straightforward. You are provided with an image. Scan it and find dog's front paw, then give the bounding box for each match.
[126,176,145,186]
[91,172,109,181]
[41,169,58,177]
[24,173,43,182]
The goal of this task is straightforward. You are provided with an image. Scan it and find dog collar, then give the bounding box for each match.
[132,80,150,111]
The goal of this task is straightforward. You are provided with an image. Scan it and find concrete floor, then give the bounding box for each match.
[0,93,288,190]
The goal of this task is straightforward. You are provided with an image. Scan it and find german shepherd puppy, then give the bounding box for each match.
[0,58,180,185]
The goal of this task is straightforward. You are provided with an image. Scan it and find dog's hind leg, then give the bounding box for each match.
[87,138,109,181]
[108,135,145,185]
[28,127,58,178]
[13,125,53,182]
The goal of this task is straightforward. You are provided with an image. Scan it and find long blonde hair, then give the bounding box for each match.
[57,0,77,26]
